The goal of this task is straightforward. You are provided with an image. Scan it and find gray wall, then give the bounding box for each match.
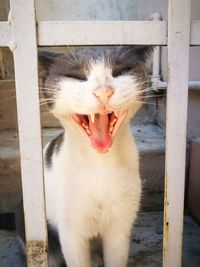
[35,0,168,21]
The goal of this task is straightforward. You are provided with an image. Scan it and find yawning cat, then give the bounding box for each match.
[17,45,153,267]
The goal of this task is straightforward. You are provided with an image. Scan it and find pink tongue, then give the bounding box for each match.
[89,114,112,153]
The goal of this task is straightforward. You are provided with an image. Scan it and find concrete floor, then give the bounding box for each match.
[129,212,200,267]
[0,212,200,267]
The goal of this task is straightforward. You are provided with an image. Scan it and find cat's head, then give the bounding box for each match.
[39,46,153,153]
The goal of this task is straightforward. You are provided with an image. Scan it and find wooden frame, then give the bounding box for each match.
[0,0,198,266]
[163,1,191,266]
[1,20,200,47]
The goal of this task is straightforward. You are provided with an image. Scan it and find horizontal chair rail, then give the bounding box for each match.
[1,20,200,47]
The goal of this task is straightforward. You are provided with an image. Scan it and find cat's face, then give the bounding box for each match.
[39,46,152,153]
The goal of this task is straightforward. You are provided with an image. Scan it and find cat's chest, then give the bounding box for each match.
[54,152,126,198]
[46,148,134,206]
[45,133,139,199]
[44,132,140,229]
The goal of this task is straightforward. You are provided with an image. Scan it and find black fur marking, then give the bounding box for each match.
[45,132,64,168]
[39,50,87,82]
[90,236,103,263]
[48,224,61,252]
[38,50,58,65]
[48,223,67,267]
[39,46,153,82]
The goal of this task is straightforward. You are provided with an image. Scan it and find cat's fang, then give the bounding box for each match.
[90,113,95,123]
[86,129,91,135]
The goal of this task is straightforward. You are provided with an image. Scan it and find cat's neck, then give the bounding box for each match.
[61,120,135,160]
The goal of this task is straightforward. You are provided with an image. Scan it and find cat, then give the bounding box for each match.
[16,45,153,267]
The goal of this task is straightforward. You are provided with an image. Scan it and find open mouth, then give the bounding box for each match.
[72,110,128,153]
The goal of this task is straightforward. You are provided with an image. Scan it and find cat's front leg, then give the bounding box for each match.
[59,227,91,267]
[103,220,132,267]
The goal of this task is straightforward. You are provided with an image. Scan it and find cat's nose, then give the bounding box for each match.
[93,86,114,104]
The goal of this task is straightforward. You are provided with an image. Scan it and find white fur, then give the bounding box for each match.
[44,61,142,267]
[52,60,141,121]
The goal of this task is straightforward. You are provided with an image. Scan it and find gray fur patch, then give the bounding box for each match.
[38,46,153,109]
[45,132,64,168]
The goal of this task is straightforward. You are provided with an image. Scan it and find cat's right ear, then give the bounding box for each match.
[38,50,55,68]
[38,51,59,79]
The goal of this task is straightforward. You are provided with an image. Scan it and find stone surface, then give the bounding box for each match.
[0,230,25,267]
[133,125,165,211]
[129,212,200,267]
[0,125,165,213]
[0,212,200,267]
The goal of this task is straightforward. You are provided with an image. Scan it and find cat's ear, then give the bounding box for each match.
[134,46,154,62]
[38,51,60,79]
[38,51,58,72]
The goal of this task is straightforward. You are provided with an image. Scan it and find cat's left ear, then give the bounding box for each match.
[134,46,154,63]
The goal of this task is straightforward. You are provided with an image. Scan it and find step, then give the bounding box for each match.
[0,212,199,267]
[0,125,165,213]
[132,125,165,211]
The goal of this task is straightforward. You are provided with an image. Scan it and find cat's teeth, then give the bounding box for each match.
[82,122,91,135]
[82,123,89,130]
[110,118,117,126]
[86,129,91,135]
[115,112,119,118]
[109,126,114,133]
[90,113,95,123]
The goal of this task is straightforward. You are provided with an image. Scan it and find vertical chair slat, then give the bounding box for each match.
[5,0,195,266]
[9,0,48,266]
[0,22,11,46]
[163,0,191,266]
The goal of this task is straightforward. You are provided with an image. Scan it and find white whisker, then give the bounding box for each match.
[67,46,78,64]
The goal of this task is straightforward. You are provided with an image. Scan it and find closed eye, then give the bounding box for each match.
[112,67,132,78]
[65,74,87,81]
